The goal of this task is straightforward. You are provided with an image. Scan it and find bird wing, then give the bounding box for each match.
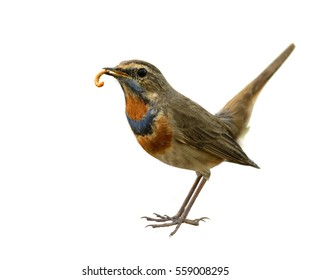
[169,95,258,168]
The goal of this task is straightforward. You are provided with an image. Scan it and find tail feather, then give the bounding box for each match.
[216,44,295,141]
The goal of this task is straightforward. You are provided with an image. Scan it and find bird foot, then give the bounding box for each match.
[142,213,208,236]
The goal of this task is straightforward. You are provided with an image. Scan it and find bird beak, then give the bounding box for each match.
[102,67,129,79]
[95,67,130,88]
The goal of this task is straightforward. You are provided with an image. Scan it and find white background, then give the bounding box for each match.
[1,1,310,279]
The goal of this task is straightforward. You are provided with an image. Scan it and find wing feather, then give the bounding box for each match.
[168,94,258,168]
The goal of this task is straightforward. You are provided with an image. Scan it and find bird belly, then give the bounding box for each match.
[157,140,223,175]
[135,116,223,175]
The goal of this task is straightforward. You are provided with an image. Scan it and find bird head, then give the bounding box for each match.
[102,60,173,104]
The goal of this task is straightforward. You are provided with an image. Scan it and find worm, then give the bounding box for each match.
[94,69,108,87]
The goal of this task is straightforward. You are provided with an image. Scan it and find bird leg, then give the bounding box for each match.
[144,175,202,222]
[142,175,209,236]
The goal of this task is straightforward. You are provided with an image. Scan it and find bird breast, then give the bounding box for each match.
[136,115,173,156]
[125,94,173,156]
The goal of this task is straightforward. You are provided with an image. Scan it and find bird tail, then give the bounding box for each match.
[216,44,295,141]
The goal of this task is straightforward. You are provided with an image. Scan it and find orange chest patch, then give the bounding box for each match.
[136,115,173,156]
[125,94,148,120]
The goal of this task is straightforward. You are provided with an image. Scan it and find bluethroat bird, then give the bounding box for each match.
[95,44,295,236]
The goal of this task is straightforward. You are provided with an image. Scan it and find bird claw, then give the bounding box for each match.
[141,213,173,222]
[193,217,209,224]
[142,213,209,236]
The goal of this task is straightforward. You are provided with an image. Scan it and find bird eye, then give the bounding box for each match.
[137,68,147,78]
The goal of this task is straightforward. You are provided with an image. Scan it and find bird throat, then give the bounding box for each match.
[125,94,157,136]
[125,94,149,120]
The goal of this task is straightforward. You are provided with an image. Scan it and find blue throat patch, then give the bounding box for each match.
[124,79,144,94]
[126,108,158,136]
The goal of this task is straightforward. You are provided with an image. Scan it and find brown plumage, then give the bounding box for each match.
[95,44,295,236]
